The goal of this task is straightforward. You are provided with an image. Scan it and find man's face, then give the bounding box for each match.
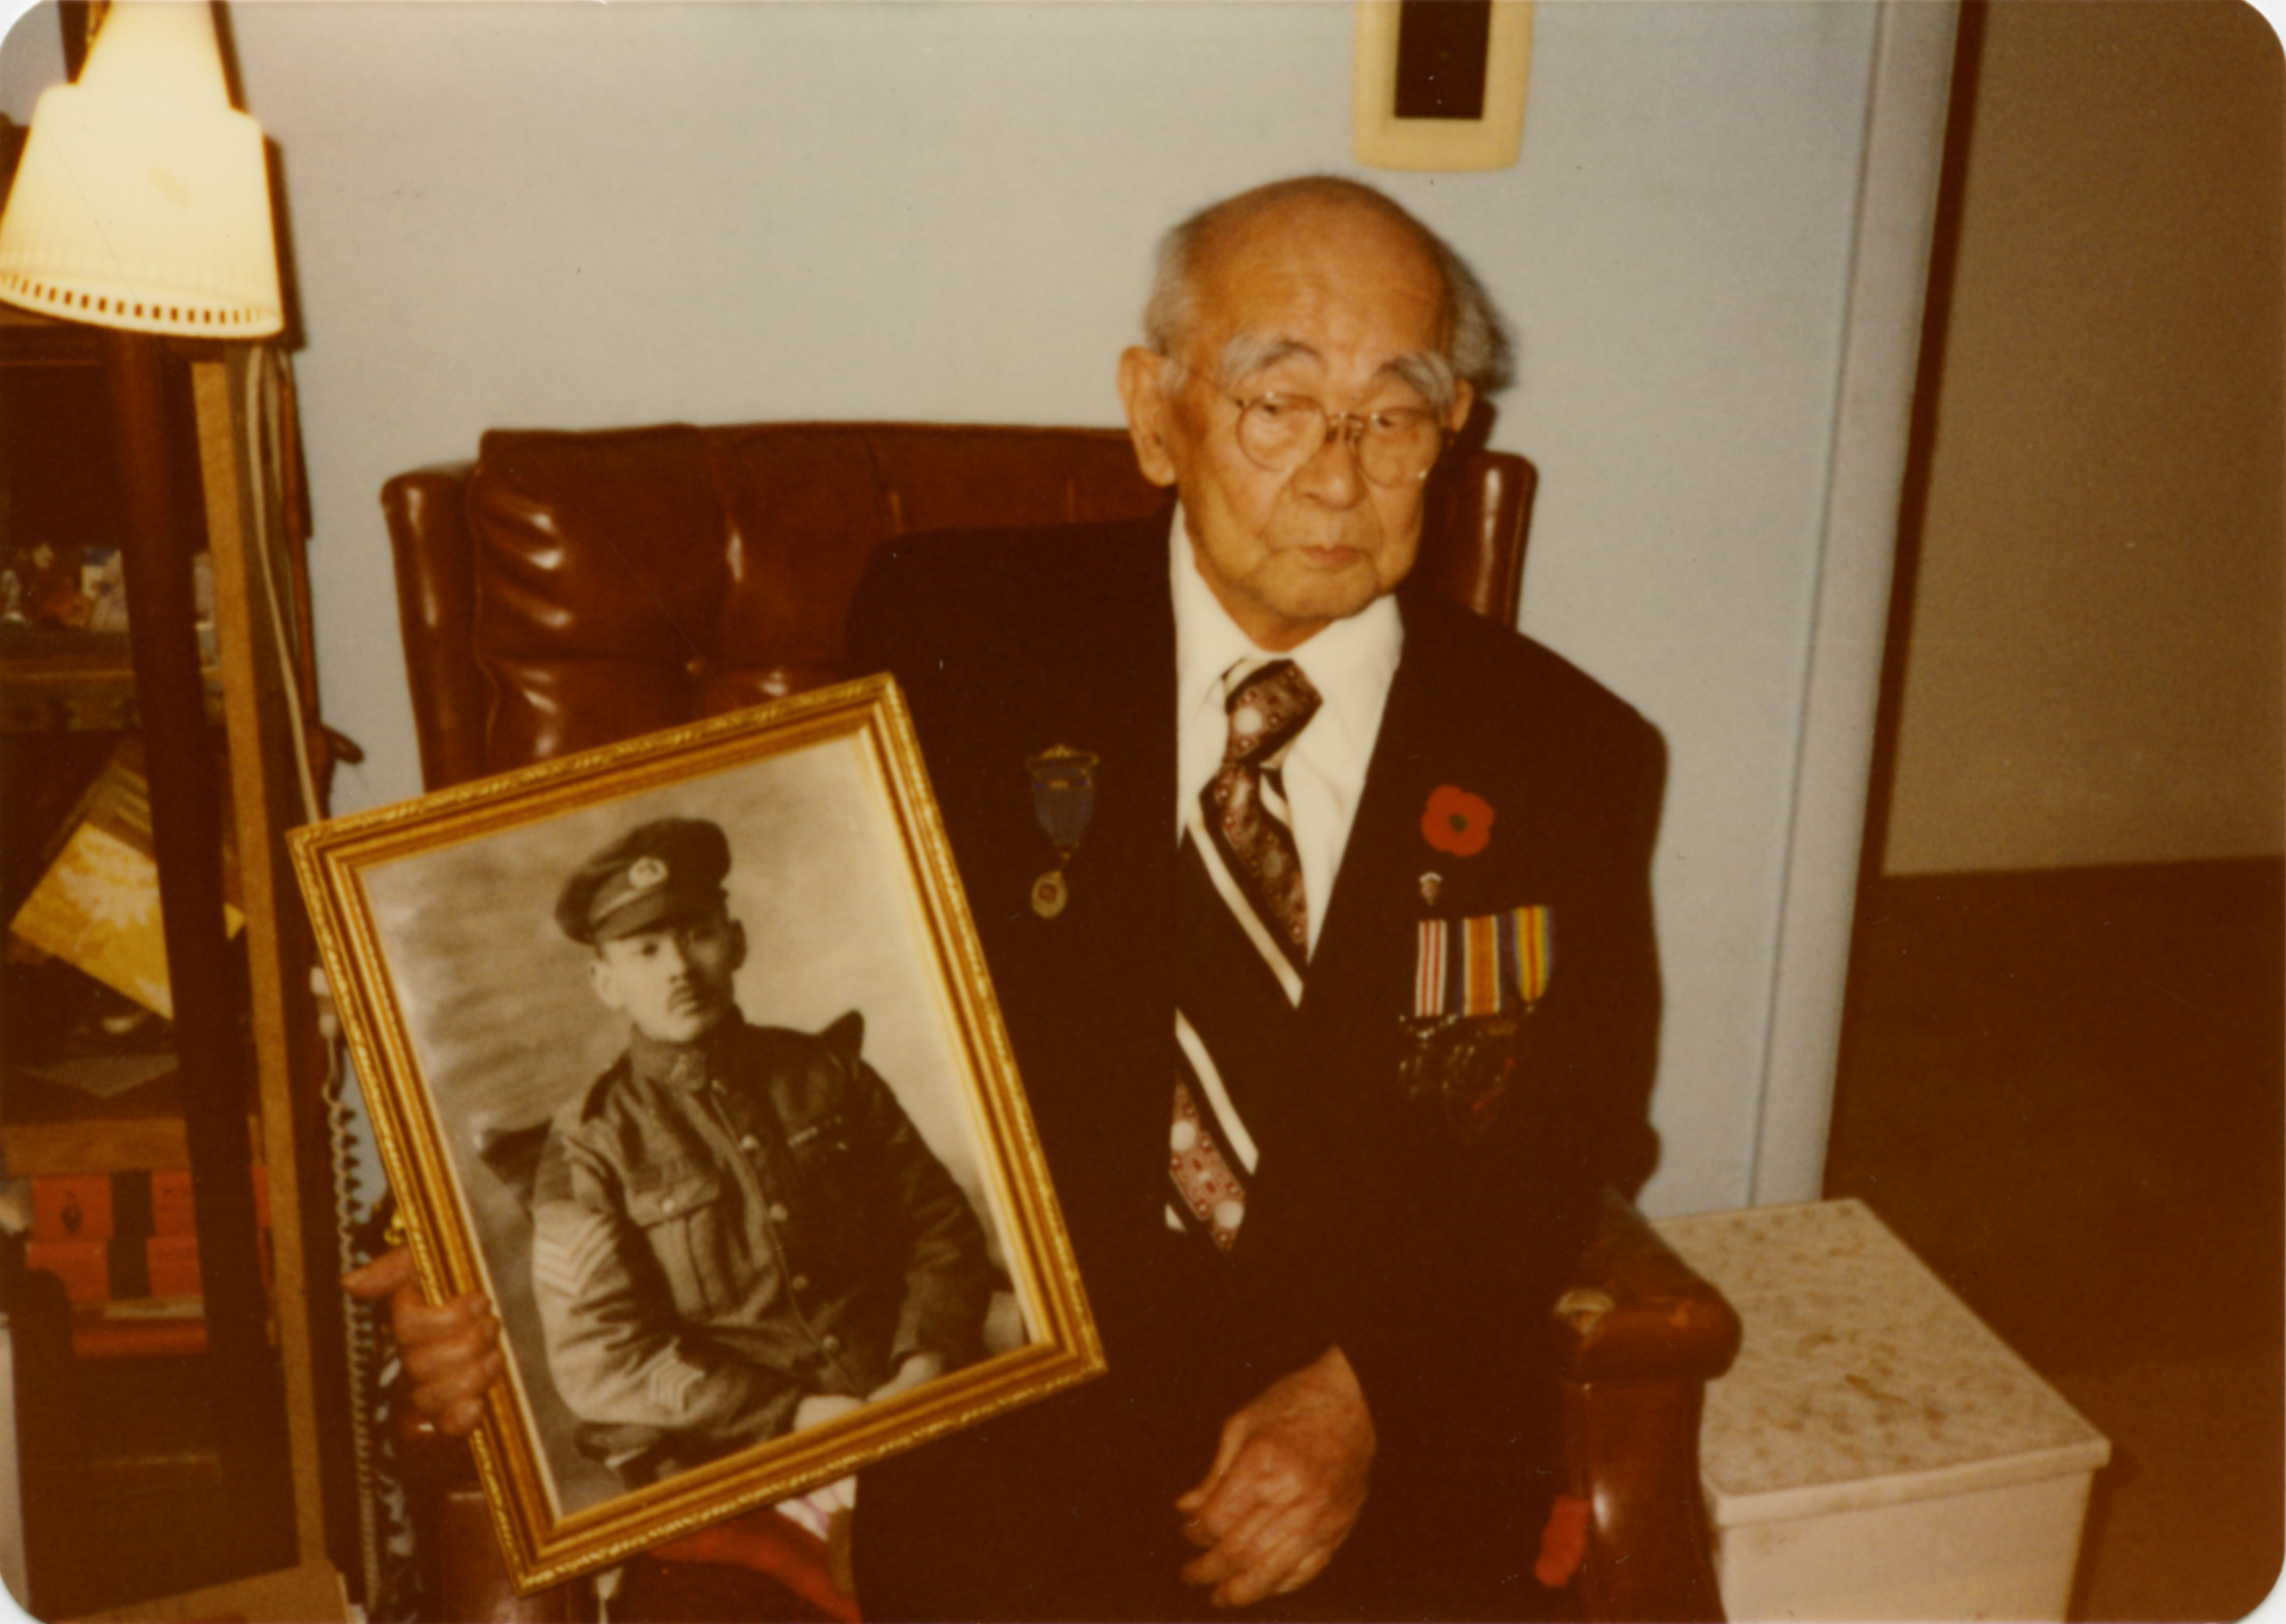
[1119,199,1474,652]
[587,908,746,1045]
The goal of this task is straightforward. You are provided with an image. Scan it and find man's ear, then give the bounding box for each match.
[1118,346,1180,489]
[727,920,748,975]
[1447,379,1476,438]
[587,954,627,1013]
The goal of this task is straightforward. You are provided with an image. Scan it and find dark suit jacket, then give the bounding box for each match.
[845,512,1664,1622]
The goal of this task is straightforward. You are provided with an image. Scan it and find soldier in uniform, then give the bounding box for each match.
[531,816,993,1480]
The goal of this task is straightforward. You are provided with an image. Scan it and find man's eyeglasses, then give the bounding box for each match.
[1222,391,1448,487]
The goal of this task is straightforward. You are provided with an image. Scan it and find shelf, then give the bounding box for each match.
[3,1116,204,1179]
[1,1068,188,1176]
[0,664,225,731]
[2,628,224,731]
[72,1296,210,1361]
[0,327,342,1594]
[2,1067,262,1178]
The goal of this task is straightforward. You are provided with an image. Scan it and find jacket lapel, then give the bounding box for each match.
[996,512,1181,1256]
[1303,594,1463,1042]
[1056,511,1176,910]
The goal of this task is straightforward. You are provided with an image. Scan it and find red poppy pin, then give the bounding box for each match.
[1422,785,1493,857]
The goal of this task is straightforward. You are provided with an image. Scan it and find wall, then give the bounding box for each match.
[1882,0,2284,875]
[0,2,1955,1217]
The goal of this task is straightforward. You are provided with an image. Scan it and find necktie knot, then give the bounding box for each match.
[1222,658,1322,768]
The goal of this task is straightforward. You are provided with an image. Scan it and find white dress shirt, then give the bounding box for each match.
[1172,504,1404,957]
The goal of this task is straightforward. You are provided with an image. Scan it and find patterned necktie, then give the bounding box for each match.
[1169,658,1322,1252]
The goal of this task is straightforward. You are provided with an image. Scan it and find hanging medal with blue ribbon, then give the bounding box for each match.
[1026,745,1098,919]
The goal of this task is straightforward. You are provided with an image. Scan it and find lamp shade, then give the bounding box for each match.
[0,3,282,337]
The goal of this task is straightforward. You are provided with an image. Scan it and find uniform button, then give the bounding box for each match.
[791,1275,810,1294]
[769,1203,791,1224]
[822,1335,842,1354]
[661,1196,678,1214]
[740,1135,761,1155]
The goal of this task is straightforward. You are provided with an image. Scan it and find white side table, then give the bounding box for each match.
[1656,1199,2110,1621]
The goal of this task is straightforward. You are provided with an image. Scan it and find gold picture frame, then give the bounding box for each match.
[289,675,1102,1594]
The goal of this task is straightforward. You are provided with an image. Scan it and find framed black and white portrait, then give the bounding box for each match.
[290,675,1101,1593]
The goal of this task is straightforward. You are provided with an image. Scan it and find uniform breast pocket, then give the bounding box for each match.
[626,1162,733,1318]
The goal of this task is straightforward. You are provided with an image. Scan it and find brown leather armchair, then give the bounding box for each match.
[379,421,1740,1622]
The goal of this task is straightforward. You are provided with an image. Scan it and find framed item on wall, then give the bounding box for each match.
[1355,0,1535,172]
[290,675,1102,1593]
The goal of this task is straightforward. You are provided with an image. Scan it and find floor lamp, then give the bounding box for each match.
[0,0,296,1576]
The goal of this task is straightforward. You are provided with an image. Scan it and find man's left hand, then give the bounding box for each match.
[1175,1345,1375,1607]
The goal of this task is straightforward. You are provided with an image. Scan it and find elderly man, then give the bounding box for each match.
[354,175,1662,1621]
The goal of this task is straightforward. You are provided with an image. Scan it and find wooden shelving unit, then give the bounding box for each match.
[0,298,353,1612]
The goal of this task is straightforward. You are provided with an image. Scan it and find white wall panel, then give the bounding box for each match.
[0,1,1954,1216]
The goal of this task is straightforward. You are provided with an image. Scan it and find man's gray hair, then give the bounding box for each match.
[1141,175,1514,406]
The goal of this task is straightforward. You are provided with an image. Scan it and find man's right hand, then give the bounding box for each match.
[343,1245,506,1437]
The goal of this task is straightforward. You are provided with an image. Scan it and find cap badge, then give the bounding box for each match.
[627,856,670,890]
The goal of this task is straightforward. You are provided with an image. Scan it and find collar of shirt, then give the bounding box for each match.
[1170,504,1403,954]
[627,1015,741,1090]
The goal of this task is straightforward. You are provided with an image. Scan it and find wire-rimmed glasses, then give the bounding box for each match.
[1222,391,1448,487]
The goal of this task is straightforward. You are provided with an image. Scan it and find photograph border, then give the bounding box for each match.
[288,673,1104,1594]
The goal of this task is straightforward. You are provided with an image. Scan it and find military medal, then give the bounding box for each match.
[1398,905,1553,1137]
[1026,745,1098,920]
[1414,906,1551,1020]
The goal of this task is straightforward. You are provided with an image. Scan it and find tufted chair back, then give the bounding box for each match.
[381,421,1536,792]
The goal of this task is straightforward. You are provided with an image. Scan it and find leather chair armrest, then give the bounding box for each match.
[1554,1189,1740,1624]
[1556,1188,1741,1385]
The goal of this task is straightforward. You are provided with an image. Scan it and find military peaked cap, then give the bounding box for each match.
[556,818,731,944]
